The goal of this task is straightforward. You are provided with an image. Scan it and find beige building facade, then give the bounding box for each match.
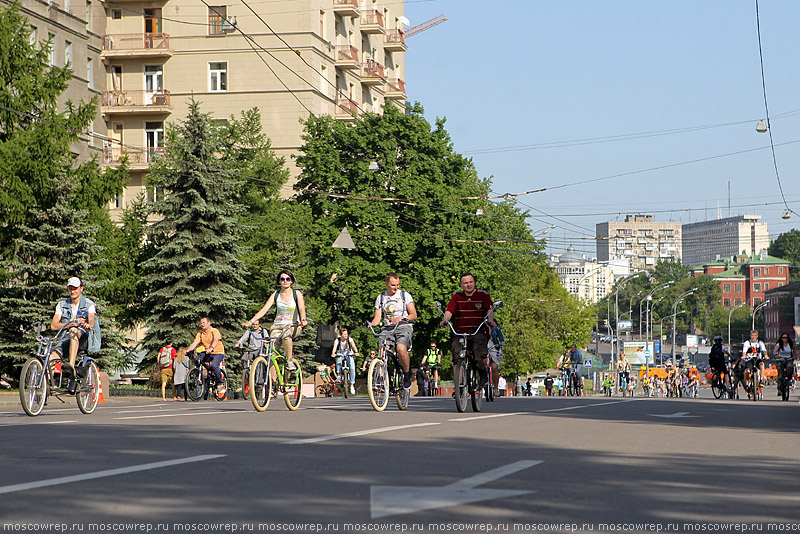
[596,215,682,272]
[681,215,769,267]
[549,246,630,304]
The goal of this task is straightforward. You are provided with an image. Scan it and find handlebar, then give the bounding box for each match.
[364,318,411,337]
[433,299,503,338]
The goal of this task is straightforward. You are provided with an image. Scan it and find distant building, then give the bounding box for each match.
[596,215,682,272]
[691,252,791,308]
[764,282,800,343]
[549,246,630,304]
[682,215,769,267]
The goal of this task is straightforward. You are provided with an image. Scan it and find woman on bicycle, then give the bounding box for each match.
[773,332,794,398]
[331,327,359,395]
[244,269,308,369]
[616,352,631,394]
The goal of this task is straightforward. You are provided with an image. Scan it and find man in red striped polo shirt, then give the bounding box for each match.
[440,273,496,388]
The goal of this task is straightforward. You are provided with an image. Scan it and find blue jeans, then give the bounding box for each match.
[203,353,224,385]
[335,355,355,385]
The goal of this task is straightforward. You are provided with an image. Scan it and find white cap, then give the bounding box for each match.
[67,277,82,288]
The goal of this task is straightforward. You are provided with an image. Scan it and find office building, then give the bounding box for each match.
[596,215,682,272]
[681,215,769,267]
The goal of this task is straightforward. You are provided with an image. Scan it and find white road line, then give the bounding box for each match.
[537,399,637,413]
[282,422,440,445]
[0,454,226,495]
[114,410,243,420]
[0,420,77,428]
[449,412,527,422]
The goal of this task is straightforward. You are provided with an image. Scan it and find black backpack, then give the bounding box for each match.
[708,343,724,366]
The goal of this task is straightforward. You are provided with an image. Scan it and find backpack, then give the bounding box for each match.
[159,347,173,367]
[379,290,408,318]
[708,343,724,366]
[334,337,354,355]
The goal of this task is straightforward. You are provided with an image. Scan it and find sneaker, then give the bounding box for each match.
[350,385,355,395]
[478,369,489,388]
[286,359,298,371]
[403,373,412,390]
[66,380,77,395]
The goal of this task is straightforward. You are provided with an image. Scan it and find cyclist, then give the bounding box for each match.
[616,352,631,395]
[370,273,418,392]
[361,349,377,373]
[421,342,442,394]
[331,326,359,395]
[244,269,309,370]
[186,317,226,396]
[488,324,506,395]
[742,329,768,394]
[773,332,794,397]
[556,350,572,394]
[567,344,584,390]
[439,273,495,389]
[235,319,268,370]
[708,336,732,395]
[50,277,101,394]
[641,373,652,397]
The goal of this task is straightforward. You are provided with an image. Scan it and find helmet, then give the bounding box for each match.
[713,335,723,342]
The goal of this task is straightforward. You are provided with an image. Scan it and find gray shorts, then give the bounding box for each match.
[380,323,413,351]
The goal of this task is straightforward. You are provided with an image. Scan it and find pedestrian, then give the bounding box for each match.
[544,373,554,396]
[497,374,507,397]
[173,347,190,401]
[158,337,176,402]
[557,377,564,396]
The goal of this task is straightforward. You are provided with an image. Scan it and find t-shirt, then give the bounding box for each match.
[193,328,225,355]
[445,290,493,335]
[742,340,766,360]
[375,290,414,326]
[334,337,356,356]
[54,300,97,321]
[274,292,297,325]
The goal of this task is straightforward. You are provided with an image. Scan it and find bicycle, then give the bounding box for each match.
[186,351,228,401]
[742,358,762,402]
[709,364,732,399]
[334,352,353,399]
[238,348,257,402]
[569,368,583,397]
[248,323,304,412]
[618,372,629,398]
[19,321,100,417]
[364,320,411,412]
[435,300,503,413]
[775,357,793,402]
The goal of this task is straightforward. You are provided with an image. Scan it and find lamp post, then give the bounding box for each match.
[671,288,697,360]
[727,302,746,347]
[613,272,644,370]
[576,266,605,304]
[641,281,673,376]
[752,300,770,331]
[660,311,685,363]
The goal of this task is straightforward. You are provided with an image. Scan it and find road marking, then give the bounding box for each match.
[449,412,527,422]
[371,460,542,518]
[537,399,637,412]
[114,410,244,420]
[0,420,77,428]
[647,411,699,418]
[0,454,226,495]
[282,422,440,445]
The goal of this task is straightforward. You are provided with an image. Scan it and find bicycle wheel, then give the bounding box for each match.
[20,358,47,416]
[186,368,204,401]
[342,367,350,399]
[453,360,469,413]
[241,367,250,401]
[470,365,483,413]
[367,358,389,412]
[485,367,494,402]
[395,368,409,411]
[283,361,303,411]
[711,378,724,399]
[213,370,228,401]
[250,356,272,412]
[76,361,100,414]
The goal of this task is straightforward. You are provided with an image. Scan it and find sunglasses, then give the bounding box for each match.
[279,277,292,282]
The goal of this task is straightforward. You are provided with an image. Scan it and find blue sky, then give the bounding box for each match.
[404,1,800,258]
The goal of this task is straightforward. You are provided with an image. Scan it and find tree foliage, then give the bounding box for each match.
[768,229,800,280]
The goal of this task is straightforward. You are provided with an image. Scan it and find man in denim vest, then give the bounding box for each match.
[51,277,98,393]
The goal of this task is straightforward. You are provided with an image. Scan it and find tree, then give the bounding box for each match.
[769,229,800,280]
[136,100,249,368]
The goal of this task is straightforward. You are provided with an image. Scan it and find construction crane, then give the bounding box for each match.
[405,15,447,38]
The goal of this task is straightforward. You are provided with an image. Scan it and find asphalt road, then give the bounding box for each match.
[1,388,798,533]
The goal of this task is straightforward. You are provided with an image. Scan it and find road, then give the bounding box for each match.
[1,389,798,533]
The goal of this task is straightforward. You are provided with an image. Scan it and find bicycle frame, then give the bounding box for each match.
[32,321,95,391]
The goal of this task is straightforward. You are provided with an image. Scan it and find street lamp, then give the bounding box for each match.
[613,272,645,369]
[576,266,605,303]
[671,288,697,360]
[752,300,770,331]
[727,301,746,347]
[640,281,673,376]
[659,310,685,364]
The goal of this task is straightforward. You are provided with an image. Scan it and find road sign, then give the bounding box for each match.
[644,350,651,359]
[583,359,592,367]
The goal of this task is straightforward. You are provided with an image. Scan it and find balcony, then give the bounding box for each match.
[101,33,172,60]
[333,0,360,17]
[101,90,172,116]
[360,9,385,34]
[360,60,385,85]
[335,98,360,121]
[335,45,359,69]
[385,77,406,100]
[384,29,407,52]
[102,146,166,169]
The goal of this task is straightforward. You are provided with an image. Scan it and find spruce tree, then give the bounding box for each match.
[138,100,248,368]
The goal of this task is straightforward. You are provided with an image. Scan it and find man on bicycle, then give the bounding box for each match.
[50,277,100,394]
[331,327,359,395]
[616,352,631,394]
[370,273,418,392]
[422,342,442,391]
[235,319,267,368]
[742,329,768,392]
[186,317,226,395]
[439,273,495,389]
[568,344,584,389]
[708,335,732,394]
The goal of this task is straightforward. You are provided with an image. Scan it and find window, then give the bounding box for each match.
[778,267,784,274]
[764,267,769,275]
[320,10,325,38]
[754,297,762,306]
[146,186,163,203]
[753,268,761,277]
[208,6,227,35]
[764,283,769,291]
[723,283,731,292]
[145,121,164,162]
[29,26,37,46]
[112,193,124,209]
[48,33,56,66]
[65,0,71,13]
[723,298,731,307]
[64,40,72,67]
[753,283,761,292]
[734,283,742,292]
[87,57,93,89]
[734,298,742,306]
[144,8,162,33]
[111,9,121,19]
[85,1,92,29]
[209,62,227,92]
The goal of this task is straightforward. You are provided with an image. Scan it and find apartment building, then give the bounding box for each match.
[690,251,791,308]
[549,246,630,304]
[681,215,769,267]
[596,215,682,272]
[8,0,106,161]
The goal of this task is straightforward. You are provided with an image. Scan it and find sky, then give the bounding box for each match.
[403,0,800,258]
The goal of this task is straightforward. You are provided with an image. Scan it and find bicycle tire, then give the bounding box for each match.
[470,365,483,413]
[395,367,409,411]
[283,361,303,411]
[486,366,494,402]
[76,360,100,414]
[453,360,469,413]
[711,378,724,399]
[241,367,250,402]
[342,367,350,399]
[367,358,389,412]
[250,356,272,412]
[20,358,46,416]
[213,370,228,401]
[186,368,204,401]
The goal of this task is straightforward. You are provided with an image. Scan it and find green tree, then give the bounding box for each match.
[137,101,249,369]
[768,229,800,281]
